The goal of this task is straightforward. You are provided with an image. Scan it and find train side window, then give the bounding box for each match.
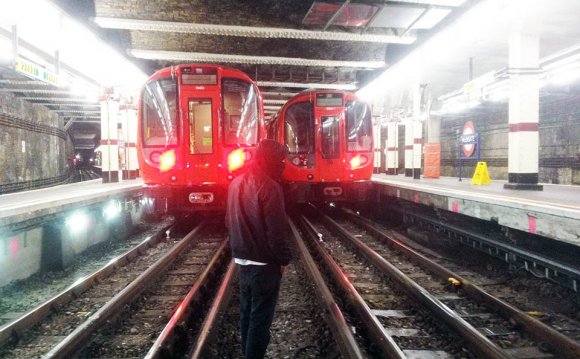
[285,101,314,154]
[222,79,259,146]
[346,101,372,152]
[189,99,213,154]
[321,116,339,159]
[142,78,177,147]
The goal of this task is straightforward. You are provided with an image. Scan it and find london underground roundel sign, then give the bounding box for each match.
[461,121,475,157]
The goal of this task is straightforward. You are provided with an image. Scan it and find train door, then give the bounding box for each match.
[284,100,316,181]
[181,93,220,185]
[315,93,347,198]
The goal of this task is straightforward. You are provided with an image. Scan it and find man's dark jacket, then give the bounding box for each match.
[226,142,292,266]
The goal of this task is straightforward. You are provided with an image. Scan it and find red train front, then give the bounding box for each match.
[137,64,265,215]
[267,90,373,204]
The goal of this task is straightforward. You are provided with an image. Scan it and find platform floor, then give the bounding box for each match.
[371,174,580,245]
[0,179,143,228]
[372,174,580,213]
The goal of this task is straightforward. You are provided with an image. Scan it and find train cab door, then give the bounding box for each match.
[180,89,221,204]
[315,93,347,198]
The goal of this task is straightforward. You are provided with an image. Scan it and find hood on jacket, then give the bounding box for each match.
[254,139,287,181]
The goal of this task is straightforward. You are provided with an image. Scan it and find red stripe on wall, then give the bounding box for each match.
[100,139,119,145]
[413,138,422,144]
[509,123,539,132]
[387,147,397,151]
[404,145,413,150]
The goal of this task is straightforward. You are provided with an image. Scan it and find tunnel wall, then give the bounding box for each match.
[437,94,580,185]
[0,92,74,193]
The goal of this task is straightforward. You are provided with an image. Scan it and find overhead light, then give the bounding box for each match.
[357,0,528,102]
[0,1,147,90]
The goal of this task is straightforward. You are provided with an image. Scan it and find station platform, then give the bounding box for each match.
[0,179,144,230]
[372,174,580,247]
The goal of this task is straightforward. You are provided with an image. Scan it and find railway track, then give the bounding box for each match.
[190,217,366,359]
[317,204,580,359]
[292,205,577,358]
[0,219,230,358]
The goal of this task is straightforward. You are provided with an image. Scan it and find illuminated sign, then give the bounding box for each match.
[461,121,476,157]
[15,57,59,86]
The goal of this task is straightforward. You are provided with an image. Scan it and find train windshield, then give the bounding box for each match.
[285,102,314,154]
[222,79,259,146]
[346,101,372,152]
[321,116,339,159]
[189,99,213,154]
[142,78,177,147]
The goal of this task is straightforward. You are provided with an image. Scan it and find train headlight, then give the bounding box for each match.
[228,148,245,172]
[349,155,368,169]
[159,150,176,172]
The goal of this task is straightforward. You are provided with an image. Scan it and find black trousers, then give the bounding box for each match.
[238,264,282,359]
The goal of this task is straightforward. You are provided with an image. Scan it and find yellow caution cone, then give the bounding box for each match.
[471,162,491,185]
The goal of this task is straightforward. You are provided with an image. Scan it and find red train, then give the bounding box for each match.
[137,64,265,214]
[267,90,374,203]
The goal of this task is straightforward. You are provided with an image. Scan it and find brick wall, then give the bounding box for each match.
[438,94,580,185]
[0,92,74,189]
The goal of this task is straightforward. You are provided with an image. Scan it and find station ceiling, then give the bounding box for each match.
[2,0,579,150]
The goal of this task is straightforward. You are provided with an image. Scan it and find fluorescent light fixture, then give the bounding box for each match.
[65,211,89,234]
[357,0,530,102]
[103,200,122,220]
[0,36,12,63]
[0,1,147,89]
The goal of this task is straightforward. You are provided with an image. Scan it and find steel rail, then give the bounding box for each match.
[189,260,236,359]
[42,220,207,359]
[392,204,580,293]
[341,207,580,359]
[314,208,511,359]
[298,215,407,359]
[145,240,230,359]
[0,223,173,346]
[288,217,365,359]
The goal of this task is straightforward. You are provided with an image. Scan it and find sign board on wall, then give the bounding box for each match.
[15,57,59,86]
[461,121,476,157]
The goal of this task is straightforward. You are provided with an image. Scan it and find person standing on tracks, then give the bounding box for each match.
[226,139,292,359]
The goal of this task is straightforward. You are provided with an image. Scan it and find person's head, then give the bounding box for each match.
[254,139,288,181]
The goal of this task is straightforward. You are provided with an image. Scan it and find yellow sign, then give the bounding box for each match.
[471,162,491,185]
[15,57,59,86]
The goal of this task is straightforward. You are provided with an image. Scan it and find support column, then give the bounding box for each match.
[127,106,139,179]
[413,121,423,179]
[504,32,543,190]
[386,122,398,175]
[373,120,381,173]
[100,99,120,183]
[404,121,413,177]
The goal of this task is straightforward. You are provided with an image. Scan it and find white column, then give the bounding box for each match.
[386,122,398,175]
[404,121,413,177]
[373,121,381,173]
[413,121,423,179]
[127,107,139,179]
[505,32,542,190]
[100,99,120,183]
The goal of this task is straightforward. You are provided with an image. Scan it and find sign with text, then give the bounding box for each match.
[15,57,59,86]
[461,121,476,157]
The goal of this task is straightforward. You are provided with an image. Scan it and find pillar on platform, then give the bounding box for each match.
[373,120,382,173]
[404,121,413,177]
[413,121,423,180]
[504,32,543,191]
[386,122,398,174]
[100,99,120,183]
[120,105,139,180]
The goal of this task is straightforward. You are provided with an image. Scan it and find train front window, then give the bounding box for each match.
[189,99,213,154]
[346,101,372,152]
[222,79,259,146]
[321,116,339,159]
[285,102,314,154]
[142,78,177,147]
